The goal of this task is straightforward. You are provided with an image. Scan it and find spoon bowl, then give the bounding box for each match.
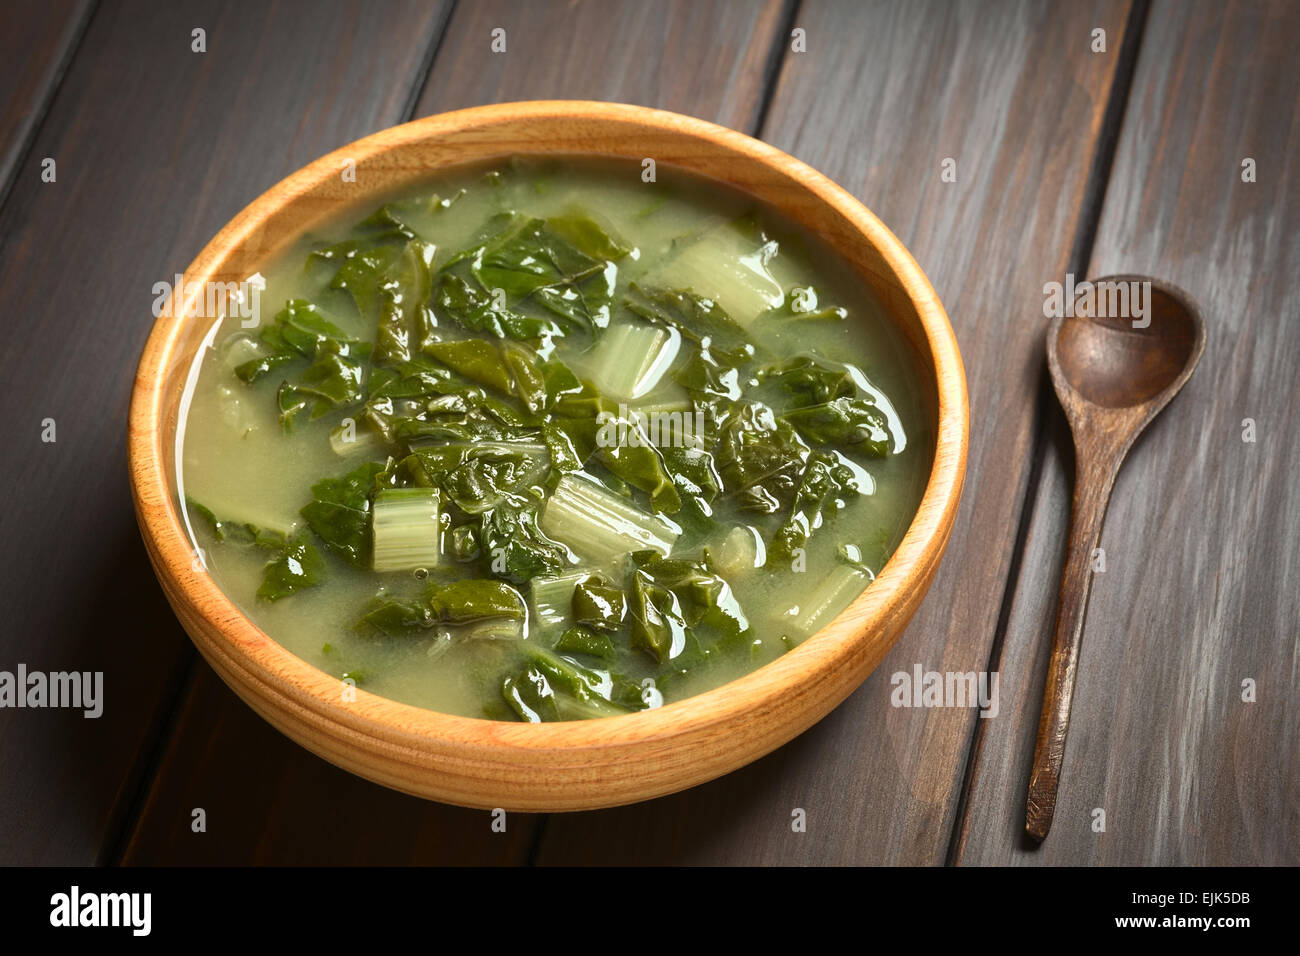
[1027,275,1204,841]
[1053,281,1204,411]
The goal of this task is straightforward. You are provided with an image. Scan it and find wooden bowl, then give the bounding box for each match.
[129,101,968,810]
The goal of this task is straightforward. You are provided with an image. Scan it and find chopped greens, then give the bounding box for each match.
[186,497,323,602]
[186,161,915,722]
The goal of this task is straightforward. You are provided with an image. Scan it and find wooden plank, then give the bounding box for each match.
[412,0,789,129]
[956,0,1300,865]
[0,0,92,202]
[0,0,449,865]
[118,0,788,863]
[538,0,1137,864]
[121,663,537,864]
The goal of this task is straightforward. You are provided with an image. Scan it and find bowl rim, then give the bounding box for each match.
[128,100,968,760]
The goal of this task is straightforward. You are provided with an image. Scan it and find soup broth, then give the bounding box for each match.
[178,157,931,720]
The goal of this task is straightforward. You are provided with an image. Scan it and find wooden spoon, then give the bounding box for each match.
[1026,275,1205,841]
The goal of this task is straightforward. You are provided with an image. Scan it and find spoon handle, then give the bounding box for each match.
[1025,450,1120,841]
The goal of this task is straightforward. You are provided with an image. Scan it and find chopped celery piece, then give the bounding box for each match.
[586,321,680,400]
[629,397,693,418]
[220,334,263,373]
[647,218,784,324]
[529,571,589,633]
[464,617,525,642]
[714,525,764,576]
[329,419,382,456]
[540,474,678,563]
[783,564,869,638]
[371,487,441,572]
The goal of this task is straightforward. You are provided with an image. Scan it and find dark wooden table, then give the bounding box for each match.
[2,0,1295,866]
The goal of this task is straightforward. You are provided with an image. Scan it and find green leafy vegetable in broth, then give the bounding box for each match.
[181,157,922,721]
[257,537,327,601]
[186,497,323,601]
[300,460,387,567]
[766,452,859,565]
[623,283,755,365]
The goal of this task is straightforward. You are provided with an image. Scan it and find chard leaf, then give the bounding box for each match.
[257,536,325,601]
[367,356,456,402]
[237,299,371,429]
[432,268,558,341]
[659,443,722,532]
[474,215,593,299]
[548,381,615,465]
[439,213,631,342]
[355,596,435,638]
[554,624,617,661]
[545,212,633,261]
[476,214,629,339]
[782,397,891,454]
[410,441,549,515]
[541,356,583,406]
[501,644,638,722]
[759,354,857,407]
[426,579,525,623]
[357,203,421,240]
[186,498,323,602]
[628,568,689,664]
[714,402,809,510]
[674,349,743,402]
[502,670,560,722]
[766,452,859,565]
[331,245,403,329]
[235,299,368,384]
[761,355,894,454]
[501,342,547,413]
[185,496,288,550]
[265,299,356,356]
[426,339,512,393]
[326,223,436,364]
[571,575,626,632]
[300,460,387,567]
[277,382,311,431]
[541,421,583,474]
[448,524,481,562]
[595,415,682,514]
[479,502,568,584]
[631,549,748,639]
[234,351,296,383]
[292,342,367,413]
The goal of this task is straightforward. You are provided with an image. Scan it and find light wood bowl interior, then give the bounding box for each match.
[128,101,968,811]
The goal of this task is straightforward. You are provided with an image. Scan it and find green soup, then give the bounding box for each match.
[178,157,930,721]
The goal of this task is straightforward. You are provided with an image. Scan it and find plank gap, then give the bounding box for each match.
[945,0,1153,866]
[1065,0,1154,282]
[0,0,98,217]
[101,652,199,865]
[751,0,802,137]
[398,0,459,123]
